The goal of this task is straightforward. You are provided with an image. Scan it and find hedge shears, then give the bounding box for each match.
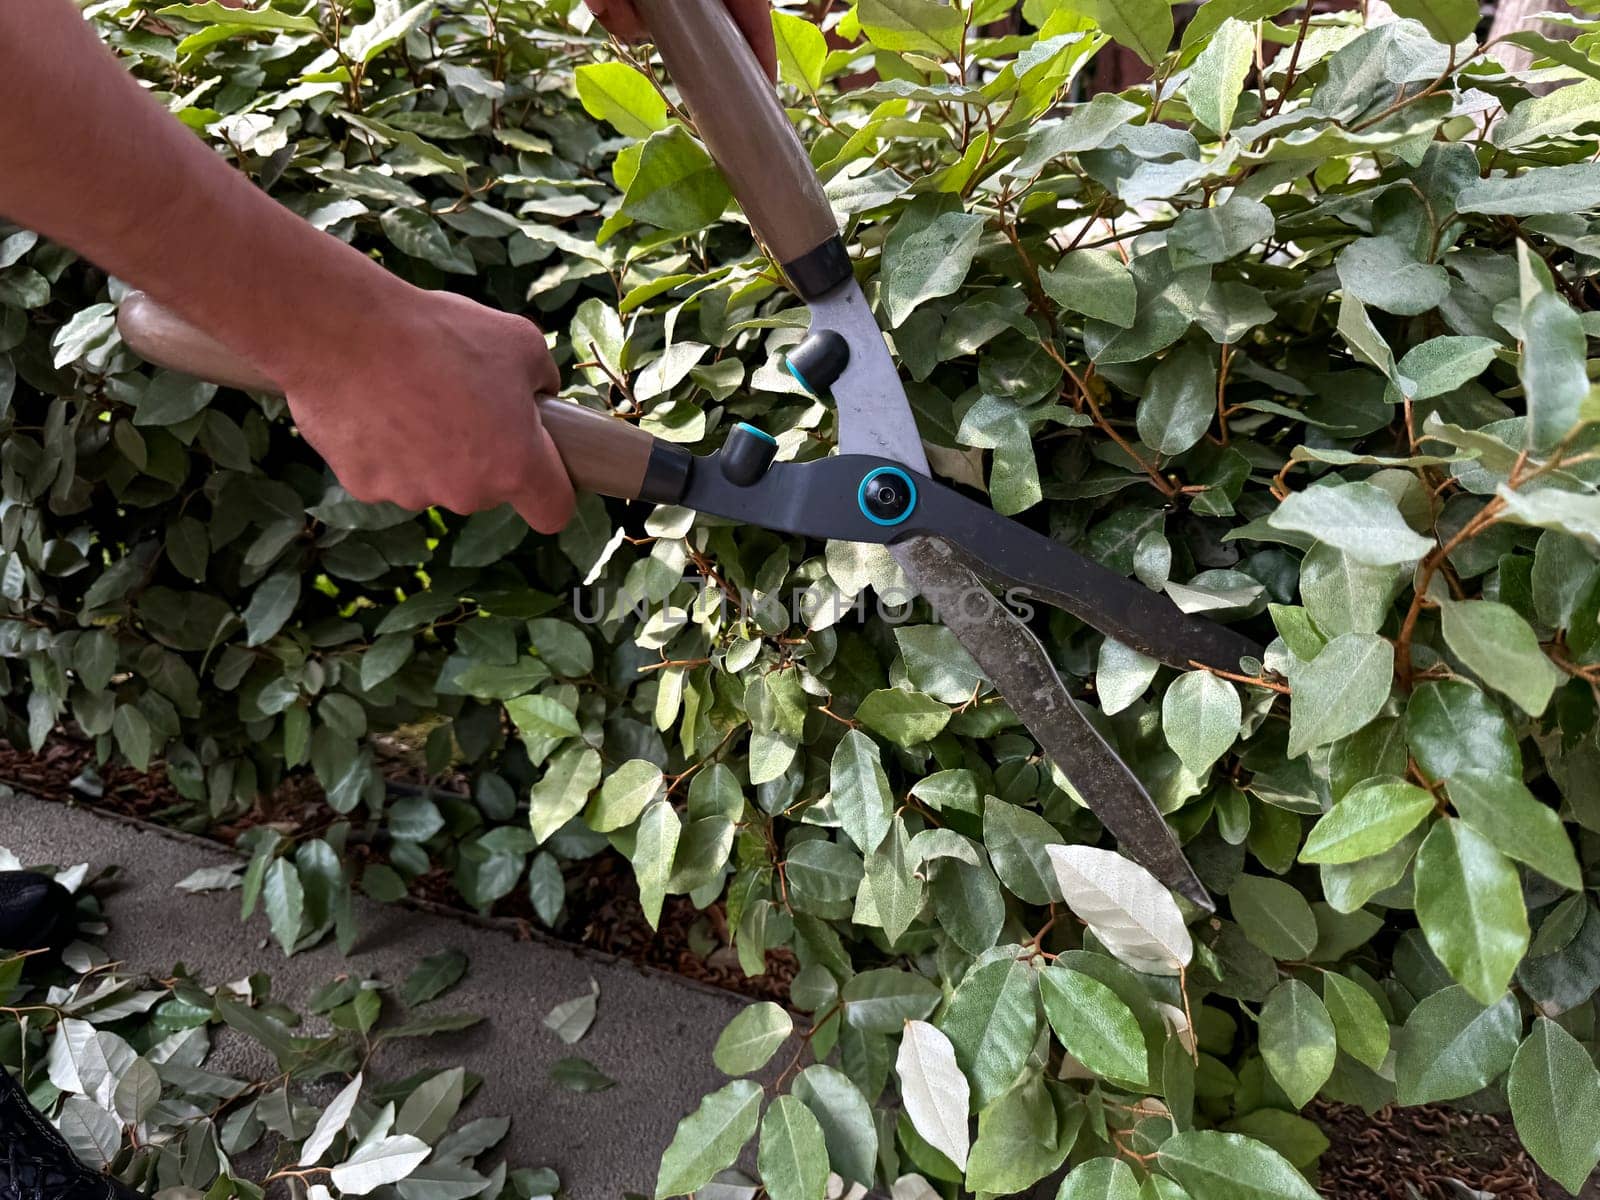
[118,0,1261,910]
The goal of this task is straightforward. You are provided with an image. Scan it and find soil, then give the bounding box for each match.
[2,736,1593,1198]
[1312,1100,1585,1199]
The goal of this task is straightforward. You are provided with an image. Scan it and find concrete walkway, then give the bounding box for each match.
[2,791,763,1199]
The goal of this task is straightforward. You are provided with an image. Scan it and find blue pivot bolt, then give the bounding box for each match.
[857,466,917,526]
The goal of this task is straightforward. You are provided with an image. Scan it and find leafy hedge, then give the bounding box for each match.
[11,0,1600,1195]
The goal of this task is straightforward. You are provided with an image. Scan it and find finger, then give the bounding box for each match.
[728,0,778,81]
[513,422,577,534]
[519,319,562,399]
[586,0,647,39]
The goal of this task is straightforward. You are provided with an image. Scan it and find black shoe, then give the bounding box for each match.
[0,1068,142,1200]
[0,874,75,956]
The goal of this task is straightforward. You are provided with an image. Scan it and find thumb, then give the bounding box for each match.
[513,420,577,534]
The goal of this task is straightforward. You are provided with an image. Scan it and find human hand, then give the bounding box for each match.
[280,284,575,533]
[584,0,777,81]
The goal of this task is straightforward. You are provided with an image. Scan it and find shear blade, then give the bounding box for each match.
[889,536,1214,911]
[905,483,1265,673]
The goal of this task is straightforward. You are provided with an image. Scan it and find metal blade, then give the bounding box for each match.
[908,489,1265,672]
[889,536,1214,911]
[811,280,930,474]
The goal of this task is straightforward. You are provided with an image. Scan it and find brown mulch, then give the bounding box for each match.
[0,734,795,1002]
[1312,1101,1589,1199]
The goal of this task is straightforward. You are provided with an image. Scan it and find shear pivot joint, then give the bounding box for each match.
[858,466,917,526]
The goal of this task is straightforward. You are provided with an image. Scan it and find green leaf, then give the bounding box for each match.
[397,1067,465,1142]
[244,571,301,647]
[1258,979,1336,1108]
[631,800,680,929]
[1520,246,1589,452]
[1407,680,1520,783]
[113,704,154,772]
[758,1095,830,1200]
[543,981,599,1044]
[622,127,732,233]
[863,816,923,943]
[831,729,893,854]
[157,1,320,31]
[714,1002,793,1075]
[381,208,474,274]
[1337,238,1449,316]
[450,505,527,567]
[345,0,433,64]
[1040,249,1136,328]
[1057,1158,1139,1200]
[1300,777,1436,865]
[1446,770,1581,890]
[550,1056,615,1092]
[1415,818,1530,1004]
[1157,1130,1319,1200]
[403,950,468,1007]
[1396,336,1500,400]
[854,688,950,746]
[589,758,666,832]
[1507,1018,1600,1194]
[1077,0,1173,66]
[1285,632,1394,759]
[655,1081,763,1198]
[361,633,413,691]
[1168,197,1274,270]
[1437,597,1560,716]
[856,0,965,55]
[1458,162,1600,215]
[1387,0,1479,42]
[1160,667,1239,776]
[964,1073,1077,1194]
[263,858,303,955]
[506,694,581,742]
[792,1066,878,1187]
[1269,482,1434,565]
[1138,347,1217,457]
[1322,972,1390,1072]
[936,957,1038,1109]
[881,197,988,327]
[773,11,827,91]
[1495,79,1600,149]
[896,625,986,704]
[842,968,941,1032]
[1298,544,1403,637]
[135,370,217,426]
[1394,986,1521,1105]
[527,745,602,843]
[1040,965,1149,1086]
[1229,874,1317,960]
[574,62,668,138]
[983,797,1064,905]
[1185,18,1254,135]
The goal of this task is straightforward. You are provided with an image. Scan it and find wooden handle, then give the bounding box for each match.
[635,0,839,268]
[115,292,662,502]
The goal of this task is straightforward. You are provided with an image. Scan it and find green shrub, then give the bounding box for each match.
[11,0,1600,1194]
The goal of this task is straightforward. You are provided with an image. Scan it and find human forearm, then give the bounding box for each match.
[0,0,406,388]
